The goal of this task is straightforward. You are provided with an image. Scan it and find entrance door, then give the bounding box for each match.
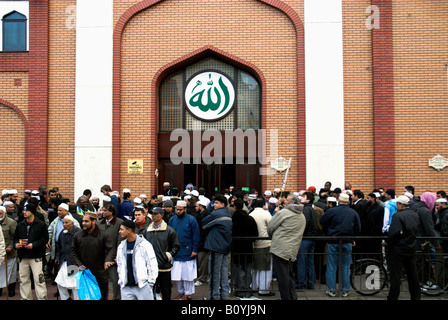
[235,163,261,193]
[158,160,183,194]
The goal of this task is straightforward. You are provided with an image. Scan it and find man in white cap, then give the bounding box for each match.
[193,197,210,286]
[264,190,272,209]
[386,195,421,300]
[3,201,18,221]
[320,192,361,297]
[139,194,147,205]
[54,215,81,300]
[47,203,80,281]
[7,189,19,216]
[168,200,200,300]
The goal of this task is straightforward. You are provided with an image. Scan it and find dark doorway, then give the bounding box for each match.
[158,159,259,198]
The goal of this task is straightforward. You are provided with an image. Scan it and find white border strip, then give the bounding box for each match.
[304,0,345,191]
[74,0,113,199]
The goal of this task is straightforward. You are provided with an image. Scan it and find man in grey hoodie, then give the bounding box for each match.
[267,195,305,300]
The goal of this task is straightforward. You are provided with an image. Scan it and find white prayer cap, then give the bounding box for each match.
[176,200,187,207]
[269,197,278,204]
[248,194,257,199]
[339,193,350,202]
[62,215,75,223]
[293,192,300,196]
[396,195,410,205]
[24,190,31,194]
[123,188,131,193]
[264,190,272,196]
[184,195,191,200]
[328,197,337,202]
[274,188,281,192]
[31,190,39,195]
[8,189,18,194]
[1,189,7,196]
[198,198,210,207]
[436,198,447,203]
[191,190,199,197]
[139,194,147,199]
[3,201,13,207]
[184,190,191,195]
[133,197,142,204]
[0,206,5,212]
[224,195,230,199]
[58,203,69,211]
[374,192,381,198]
[162,196,171,202]
[113,191,119,196]
[404,192,414,199]
[103,195,111,202]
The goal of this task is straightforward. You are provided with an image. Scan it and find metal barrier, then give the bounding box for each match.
[230,236,448,298]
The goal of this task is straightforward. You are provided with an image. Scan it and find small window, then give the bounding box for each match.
[2,11,27,52]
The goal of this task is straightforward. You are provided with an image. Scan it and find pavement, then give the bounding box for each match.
[1,277,447,301]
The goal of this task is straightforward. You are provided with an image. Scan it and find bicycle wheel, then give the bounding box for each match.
[418,258,447,297]
[350,258,388,296]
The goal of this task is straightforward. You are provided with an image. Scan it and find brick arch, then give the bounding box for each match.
[112,0,306,191]
[0,99,28,126]
[0,99,27,192]
[151,45,268,193]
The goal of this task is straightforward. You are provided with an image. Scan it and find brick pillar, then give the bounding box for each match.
[371,0,395,189]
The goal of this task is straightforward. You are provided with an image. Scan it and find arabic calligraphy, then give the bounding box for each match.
[185,71,235,121]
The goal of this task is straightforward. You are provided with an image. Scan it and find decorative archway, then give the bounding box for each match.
[112,0,306,192]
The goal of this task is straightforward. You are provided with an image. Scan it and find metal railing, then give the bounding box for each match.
[229,236,448,298]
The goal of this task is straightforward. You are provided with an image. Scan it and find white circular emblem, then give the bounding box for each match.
[185,71,235,121]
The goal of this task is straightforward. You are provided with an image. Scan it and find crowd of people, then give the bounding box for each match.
[0,181,447,301]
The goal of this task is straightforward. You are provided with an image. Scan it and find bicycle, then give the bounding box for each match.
[350,254,389,296]
[417,242,448,297]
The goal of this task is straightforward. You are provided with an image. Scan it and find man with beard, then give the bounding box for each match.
[54,215,81,300]
[362,193,384,258]
[143,206,180,300]
[98,203,123,300]
[13,203,49,300]
[168,200,200,300]
[193,197,210,287]
[71,212,115,300]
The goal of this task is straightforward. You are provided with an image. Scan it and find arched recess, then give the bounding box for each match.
[153,45,267,193]
[0,99,27,191]
[112,0,306,192]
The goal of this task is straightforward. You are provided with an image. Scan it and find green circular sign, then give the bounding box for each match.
[185,71,235,121]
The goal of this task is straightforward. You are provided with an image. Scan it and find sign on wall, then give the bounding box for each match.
[184,70,235,121]
[128,159,143,174]
[429,155,448,171]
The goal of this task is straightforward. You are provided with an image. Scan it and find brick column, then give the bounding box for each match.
[371,0,395,189]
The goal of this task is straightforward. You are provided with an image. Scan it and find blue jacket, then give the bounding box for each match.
[169,213,200,261]
[202,206,233,254]
[118,199,134,220]
[320,204,361,243]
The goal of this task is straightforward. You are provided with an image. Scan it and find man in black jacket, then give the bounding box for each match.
[71,212,115,300]
[296,191,320,289]
[13,202,49,300]
[142,206,179,300]
[387,195,421,300]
